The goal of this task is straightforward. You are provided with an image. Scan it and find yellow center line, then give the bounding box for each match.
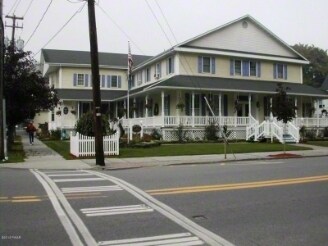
[12,199,42,203]
[146,175,328,195]
[13,196,39,199]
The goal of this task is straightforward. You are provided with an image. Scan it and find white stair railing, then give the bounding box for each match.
[271,121,283,143]
[286,122,300,143]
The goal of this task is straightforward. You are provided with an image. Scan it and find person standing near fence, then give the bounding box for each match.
[26,122,37,145]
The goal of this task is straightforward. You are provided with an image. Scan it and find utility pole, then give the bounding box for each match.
[5,14,23,47]
[0,0,4,160]
[87,0,105,166]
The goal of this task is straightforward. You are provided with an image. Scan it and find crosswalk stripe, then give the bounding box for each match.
[48,173,94,177]
[53,178,105,182]
[98,233,204,246]
[62,185,122,193]
[81,204,153,217]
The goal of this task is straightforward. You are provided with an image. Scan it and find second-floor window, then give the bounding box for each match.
[198,56,215,74]
[146,67,151,82]
[155,63,161,79]
[273,63,287,80]
[137,72,142,86]
[73,73,89,87]
[166,57,174,74]
[230,59,261,77]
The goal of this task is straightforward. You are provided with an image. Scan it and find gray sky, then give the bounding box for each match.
[4,0,328,61]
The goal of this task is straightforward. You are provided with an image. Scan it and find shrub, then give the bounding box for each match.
[305,129,316,140]
[205,123,218,141]
[50,129,61,140]
[38,122,50,138]
[151,128,162,140]
[323,127,328,138]
[75,111,110,136]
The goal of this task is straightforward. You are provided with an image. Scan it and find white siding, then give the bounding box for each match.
[188,20,297,58]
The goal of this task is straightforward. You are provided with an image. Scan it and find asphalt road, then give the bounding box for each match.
[112,156,328,246]
[0,156,327,246]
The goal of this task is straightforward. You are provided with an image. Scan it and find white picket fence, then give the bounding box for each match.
[70,132,119,157]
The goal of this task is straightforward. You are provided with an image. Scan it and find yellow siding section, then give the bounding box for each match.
[59,67,128,89]
[178,53,302,83]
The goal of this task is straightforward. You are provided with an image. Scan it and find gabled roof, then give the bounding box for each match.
[178,15,308,62]
[41,49,152,67]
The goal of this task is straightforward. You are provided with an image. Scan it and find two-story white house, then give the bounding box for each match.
[38,15,328,142]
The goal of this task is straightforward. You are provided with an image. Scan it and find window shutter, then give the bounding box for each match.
[230,59,234,76]
[185,93,190,116]
[158,63,161,77]
[273,64,277,79]
[118,76,122,88]
[257,61,261,77]
[101,75,105,87]
[242,60,249,76]
[211,57,215,74]
[107,75,111,88]
[283,64,288,80]
[73,73,77,86]
[198,56,202,73]
[84,74,89,87]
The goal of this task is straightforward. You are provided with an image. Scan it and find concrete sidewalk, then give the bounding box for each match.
[1,130,328,170]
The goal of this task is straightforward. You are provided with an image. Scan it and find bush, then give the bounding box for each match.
[75,111,110,136]
[205,123,218,141]
[305,129,316,140]
[151,128,162,140]
[323,127,328,138]
[38,122,50,138]
[50,129,61,140]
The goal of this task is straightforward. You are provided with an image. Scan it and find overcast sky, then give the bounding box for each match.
[3,0,328,61]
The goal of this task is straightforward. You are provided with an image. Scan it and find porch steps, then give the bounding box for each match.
[282,134,296,144]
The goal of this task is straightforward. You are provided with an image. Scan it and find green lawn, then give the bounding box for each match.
[306,141,328,147]
[3,136,25,163]
[41,140,311,159]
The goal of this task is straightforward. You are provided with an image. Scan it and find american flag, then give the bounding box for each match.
[128,41,133,78]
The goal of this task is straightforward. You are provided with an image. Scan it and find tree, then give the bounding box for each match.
[75,111,112,136]
[292,44,328,87]
[272,83,297,152]
[4,45,58,147]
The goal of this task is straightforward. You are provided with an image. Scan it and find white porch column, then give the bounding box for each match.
[248,93,252,117]
[269,97,273,120]
[145,95,148,119]
[133,98,136,118]
[161,91,165,127]
[124,99,127,119]
[115,101,118,118]
[219,93,222,117]
[192,91,195,127]
[295,97,298,118]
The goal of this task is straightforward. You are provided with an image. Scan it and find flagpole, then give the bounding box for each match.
[127,41,132,145]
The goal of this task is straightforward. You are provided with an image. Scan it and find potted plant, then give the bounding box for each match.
[176,102,185,111]
[56,110,61,116]
[71,110,76,114]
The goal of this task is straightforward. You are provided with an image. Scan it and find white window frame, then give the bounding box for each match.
[146,67,151,82]
[155,63,161,78]
[234,60,242,75]
[276,63,284,79]
[111,75,118,88]
[202,56,211,73]
[137,72,142,86]
[249,61,257,77]
[77,74,85,86]
[167,57,174,74]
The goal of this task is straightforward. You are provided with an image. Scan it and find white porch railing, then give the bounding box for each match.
[122,116,252,128]
[293,117,328,128]
[70,132,119,157]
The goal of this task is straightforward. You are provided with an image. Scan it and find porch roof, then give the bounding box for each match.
[131,75,328,98]
[56,89,126,101]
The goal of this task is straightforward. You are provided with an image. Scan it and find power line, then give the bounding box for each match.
[144,0,173,47]
[12,0,22,14]
[96,3,145,55]
[23,0,35,17]
[7,0,19,15]
[33,2,86,57]
[24,0,53,48]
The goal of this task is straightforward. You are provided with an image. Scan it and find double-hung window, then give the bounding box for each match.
[136,72,142,86]
[146,68,151,82]
[111,75,118,87]
[73,73,89,87]
[198,56,215,74]
[273,63,287,80]
[166,57,174,74]
[230,59,261,77]
[155,63,161,78]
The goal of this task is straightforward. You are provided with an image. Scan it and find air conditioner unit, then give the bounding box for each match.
[154,74,160,79]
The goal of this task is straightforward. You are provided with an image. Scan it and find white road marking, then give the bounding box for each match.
[86,170,234,246]
[30,170,84,246]
[98,232,203,246]
[48,173,94,177]
[53,177,105,182]
[35,170,97,246]
[62,185,122,193]
[81,204,153,217]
